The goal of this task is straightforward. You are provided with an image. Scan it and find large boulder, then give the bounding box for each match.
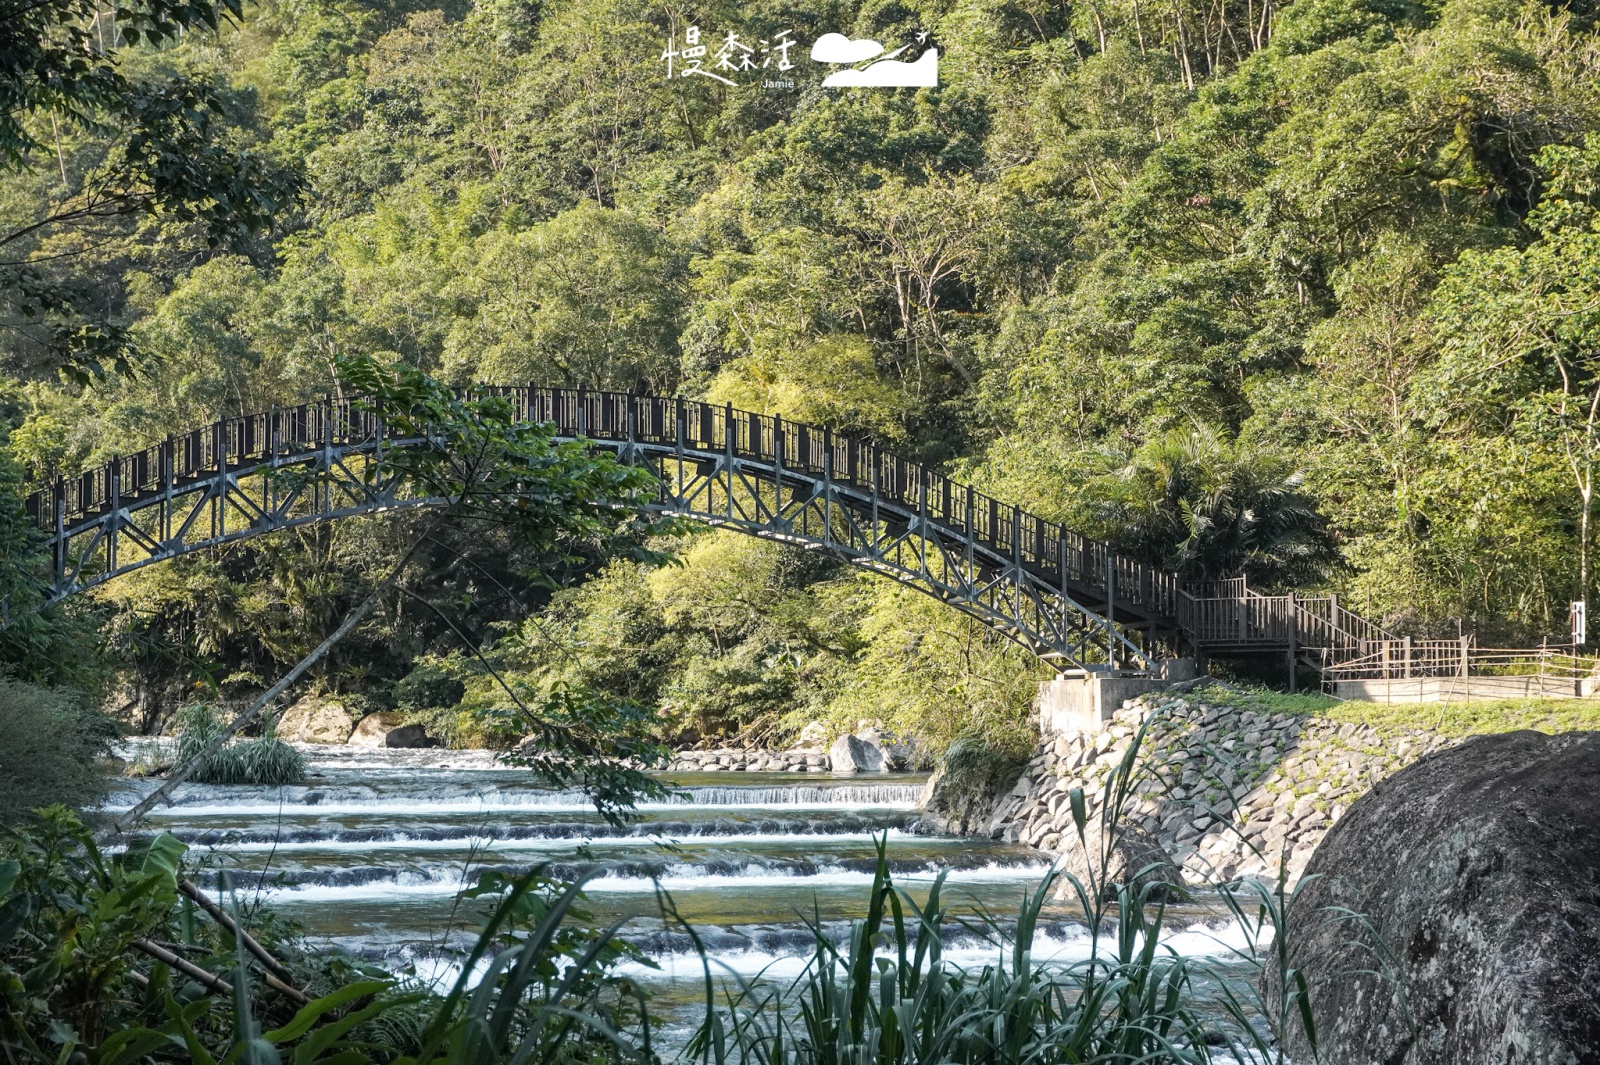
[855,727,916,770]
[1274,730,1600,1065]
[796,721,829,749]
[347,711,433,748]
[277,696,356,744]
[916,740,1028,834]
[829,733,885,773]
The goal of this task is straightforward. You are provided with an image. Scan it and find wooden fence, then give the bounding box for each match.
[1321,639,1600,683]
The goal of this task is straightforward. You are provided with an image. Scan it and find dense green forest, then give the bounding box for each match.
[6,0,1600,748]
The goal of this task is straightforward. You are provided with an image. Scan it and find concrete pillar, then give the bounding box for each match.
[1036,659,1198,736]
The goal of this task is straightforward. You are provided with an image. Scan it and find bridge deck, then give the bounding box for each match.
[22,389,1392,676]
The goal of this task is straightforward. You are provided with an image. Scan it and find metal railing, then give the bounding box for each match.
[1322,638,1600,682]
[25,388,1184,624]
[1177,582,1397,656]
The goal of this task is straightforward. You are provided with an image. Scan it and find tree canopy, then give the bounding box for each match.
[6,0,1600,744]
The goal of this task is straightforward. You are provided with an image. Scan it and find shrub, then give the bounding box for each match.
[1,809,657,1064]
[0,676,116,826]
[174,703,307,786]
[394,662,467,712]
[928,734,1029,827]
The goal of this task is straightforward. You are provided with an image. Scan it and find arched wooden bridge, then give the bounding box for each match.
[23,389,1391,676]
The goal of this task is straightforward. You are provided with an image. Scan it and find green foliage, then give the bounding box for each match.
[393,663,466,713]
[0,0,303,379]
[469,530,1043,756]
[818,583,1049,754]
[0,807,301,1058]
[337,354,661,533]
[689,828,1318,1065]
[174,704,307,786]
[0,679,116,827]
[1325,695,1600,737]
[704,335,915,442]
[932,736,1030,826]
[9,0,1600,749]
[0,450,105,690]
[486,683,672,827]
[400,869,656,1064]
[440,200,683,390]
[1074,428,1341,586]
[0,807,658,1065]
[1162,682,1600,737]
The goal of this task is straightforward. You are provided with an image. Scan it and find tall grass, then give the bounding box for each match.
[4,712,1336,1064]
[683,715,1322,1065]
[174,703,307,786]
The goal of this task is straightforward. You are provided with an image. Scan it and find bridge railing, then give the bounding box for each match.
[25,387,1185,624]
[1177,581,1397,654]
[1293,594,1396,649]
[1322,639,1600,682]
[26,402,392,530]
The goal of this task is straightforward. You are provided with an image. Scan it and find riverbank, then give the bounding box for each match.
[665,747,834,772]
[987,684,1600,887]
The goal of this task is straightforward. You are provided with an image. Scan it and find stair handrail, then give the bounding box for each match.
[1177,576,1399,662]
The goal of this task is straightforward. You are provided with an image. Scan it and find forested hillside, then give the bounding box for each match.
[6,0,1600,745]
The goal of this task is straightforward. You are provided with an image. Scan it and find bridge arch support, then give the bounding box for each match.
[26,390,1187,673]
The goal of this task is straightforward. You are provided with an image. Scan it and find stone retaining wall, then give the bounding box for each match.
[667,747,833,772]
[988,686,1460,886]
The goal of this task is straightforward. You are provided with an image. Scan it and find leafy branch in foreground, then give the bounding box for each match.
[1,808,655,1065]
[117,356,669,830]
[492,684,674,826]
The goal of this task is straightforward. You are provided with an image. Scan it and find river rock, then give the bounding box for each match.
[916,743,1029,834]
[797,721,829,749]
[348,711,433,748]
[1274,730,1600,1065]
[855,727,915,770]
[829,733,884,773]
[277,695,356,744]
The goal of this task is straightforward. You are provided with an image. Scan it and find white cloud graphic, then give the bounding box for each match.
[810,32,885,64]
[821,48,938,87]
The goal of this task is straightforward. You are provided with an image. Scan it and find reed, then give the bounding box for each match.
[682,716,1320,1065]
[174,703,307,786]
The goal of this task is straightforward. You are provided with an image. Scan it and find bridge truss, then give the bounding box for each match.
[25,389,1187,673]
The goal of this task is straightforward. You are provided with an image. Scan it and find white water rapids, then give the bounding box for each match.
[105,742,1258,1033]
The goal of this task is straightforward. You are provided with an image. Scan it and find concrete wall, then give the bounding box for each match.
[1333,674,1600,703]
[1037,659,1199,735]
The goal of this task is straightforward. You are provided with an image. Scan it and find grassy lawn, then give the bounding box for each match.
[1185,685,1600,738]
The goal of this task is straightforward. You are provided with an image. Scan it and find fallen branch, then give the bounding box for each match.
[132,938,232,996]
[179,879,309,1005]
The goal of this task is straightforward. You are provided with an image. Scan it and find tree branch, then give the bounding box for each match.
[112,518,441,832]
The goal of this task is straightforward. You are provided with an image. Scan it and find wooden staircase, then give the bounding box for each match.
[1176,577,1397,689]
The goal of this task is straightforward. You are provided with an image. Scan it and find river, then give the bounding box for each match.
[106,743,1258,1043]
